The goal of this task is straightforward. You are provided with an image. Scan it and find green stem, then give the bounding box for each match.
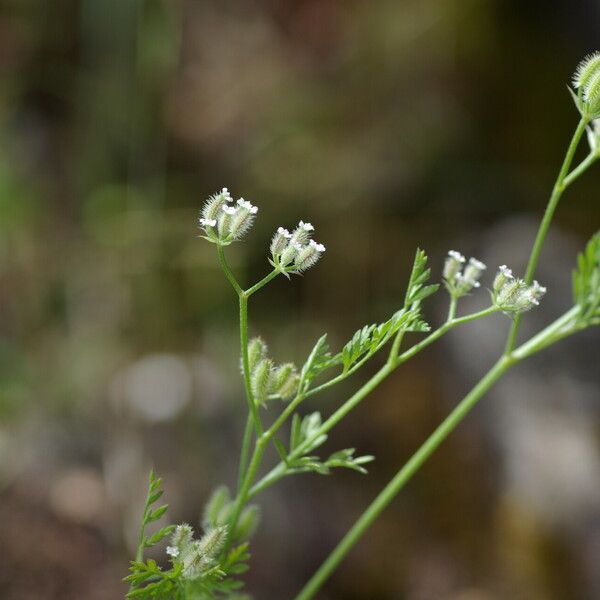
[217,244,243,296]
[293,355,514,600]
[563,152,597,188]
[224,435,268,552]
[240,294,263,436]
[505,117,588,352]
[245,269,279,297]
[511,305,580,360]
[237,414,254,493]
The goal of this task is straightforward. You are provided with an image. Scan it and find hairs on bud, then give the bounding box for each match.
[573,52,600,92]
[202,486,231,529]
[251,358,273,405]
[247,337,268,373]
[271,363,299,399]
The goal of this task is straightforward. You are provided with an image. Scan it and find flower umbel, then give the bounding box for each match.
[199,188,258,245]
[270,220,326,276]
[492,265,547,314]
[443,251,486,298]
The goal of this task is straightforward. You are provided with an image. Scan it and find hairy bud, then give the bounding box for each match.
[251,358,273,405]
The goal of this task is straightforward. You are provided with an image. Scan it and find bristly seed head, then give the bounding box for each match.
[198,188,258,245]
[492,266,546,314]
[270,220,325,276]
[571,52,600,119]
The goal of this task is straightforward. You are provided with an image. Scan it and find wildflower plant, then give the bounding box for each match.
[127,54,600,599]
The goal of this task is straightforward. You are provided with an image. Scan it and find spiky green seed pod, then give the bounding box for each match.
[217,207,234,238]
[247,337,268,373]
[202,486,230,529]
[573,52,600,93]
[202,188,232,222]
[195,525,227,561]
[270,226,292,259]
[251,358,273,405]
[294,240,325,272]
[493,265,514,293]
[271,363,299,399]
[290,220,314,246]
[279,242,299,267]
[171,523,194,554]
[235,505,261,542]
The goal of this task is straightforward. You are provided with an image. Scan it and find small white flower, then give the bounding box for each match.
[448,250,466,262]
[199,218,217,227]
[499,265,513,278]
[294,243,304,251]
[309,239,326,252]
[221,188,233,201]
[236,198,258,214]
[299,220,314,232]
[166,546,180,558]
[277,227,292,238]
[222,205,237,215]
[532,280,547,295]
[468,258,486,270]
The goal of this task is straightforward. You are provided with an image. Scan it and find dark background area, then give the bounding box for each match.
[0,1,599,599]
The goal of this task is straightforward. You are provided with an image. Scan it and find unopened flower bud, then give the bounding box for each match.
[247,337,268,373]
[572,52,600,118]
[235,505,260,542]
[279,242,300,267]
[270,227,291,257]
[229,198,257,240]
[171,523,194,554]
[443,250,465,282]
[251,358,273,405]
[290,220,314,246]
[271,363,299,398]
[463,257,486,284]
[294,239,325,272]
[493,265,513,293]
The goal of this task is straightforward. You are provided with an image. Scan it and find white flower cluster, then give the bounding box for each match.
[443,250,487,297]
[492,265,547,314]
[199,188,258,245]
[270,220,326,275]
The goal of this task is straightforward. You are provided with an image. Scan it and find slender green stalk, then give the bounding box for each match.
[225,435,268,552]
[511,305,580,360]
[563,152,597,188]
[505,117,588,352]
[293,356,514,600]
[245,269,279,297]
[239,294,263,436]
[237,414,254,493]
[217,244,243,296]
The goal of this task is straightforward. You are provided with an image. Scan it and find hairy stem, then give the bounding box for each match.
[237,414,254,493]
[240,294,263,436]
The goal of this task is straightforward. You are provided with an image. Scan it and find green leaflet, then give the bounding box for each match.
[573,231,600,325]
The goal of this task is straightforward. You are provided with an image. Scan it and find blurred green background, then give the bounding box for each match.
[0,1,599,598]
